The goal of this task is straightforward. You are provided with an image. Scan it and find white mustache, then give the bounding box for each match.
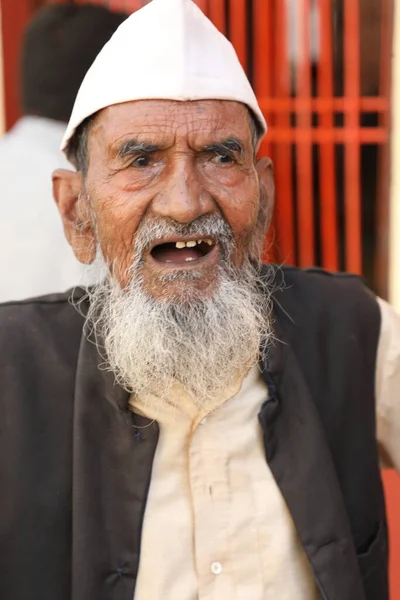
[133,214,234,263]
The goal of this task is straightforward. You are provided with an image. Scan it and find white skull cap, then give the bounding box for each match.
[61,0,267,155]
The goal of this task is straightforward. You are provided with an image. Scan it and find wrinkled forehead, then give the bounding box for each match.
[90,99,253,151]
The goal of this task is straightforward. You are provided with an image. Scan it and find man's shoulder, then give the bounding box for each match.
[0,288,86,364]
[273,264,367,290]
[272,264,375,301]
[270,265,380,333]
[0,287,85,319]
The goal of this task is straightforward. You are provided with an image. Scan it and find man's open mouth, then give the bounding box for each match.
[150,238,217,265]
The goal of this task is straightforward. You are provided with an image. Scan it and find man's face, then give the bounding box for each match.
[54,99,273,301]
[53,99,274,403]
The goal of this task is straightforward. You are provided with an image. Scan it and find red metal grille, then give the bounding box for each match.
[1,0,392,279]
[189,0,391,278]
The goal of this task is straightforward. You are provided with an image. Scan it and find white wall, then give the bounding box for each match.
[0,6,5,136]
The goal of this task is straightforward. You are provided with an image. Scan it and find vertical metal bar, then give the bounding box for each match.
[209,0,225,35]
[389,0,400,308]
[317,0,339,271]
[253,0,272,155]
[296,0,315,267]
[344,0,362,274]
[375,0,394,298]
[229,0,247,71]
[253,0,275,262]
[273,0,295,265]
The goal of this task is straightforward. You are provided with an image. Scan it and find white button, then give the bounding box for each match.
[200,417,207,425]
[211,562,222,575]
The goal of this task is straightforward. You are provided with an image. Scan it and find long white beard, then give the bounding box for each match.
[84,218,274,410]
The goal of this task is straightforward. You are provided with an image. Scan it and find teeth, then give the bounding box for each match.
[175,239,213,248]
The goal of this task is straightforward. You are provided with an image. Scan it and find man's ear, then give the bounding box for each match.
[256,156,275,226]
[52,169,96,264]
[248,157,275,261]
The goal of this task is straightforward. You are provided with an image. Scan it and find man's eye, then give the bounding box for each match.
[131,155,151,168]
[213,153,234,164]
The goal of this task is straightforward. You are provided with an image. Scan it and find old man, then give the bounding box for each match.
[0,0,399,599]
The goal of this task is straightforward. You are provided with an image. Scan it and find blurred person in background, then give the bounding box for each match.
[0,4,127,302]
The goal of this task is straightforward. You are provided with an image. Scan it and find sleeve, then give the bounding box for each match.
[376,297,400,471]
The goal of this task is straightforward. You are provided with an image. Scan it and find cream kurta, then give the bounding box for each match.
[129,297,400,600]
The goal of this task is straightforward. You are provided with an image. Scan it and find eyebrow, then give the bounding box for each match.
[116,139,163,159]
[201,138,245,155]
[115,136,245,159]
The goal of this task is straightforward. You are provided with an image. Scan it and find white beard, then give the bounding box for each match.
[83,216,274,410]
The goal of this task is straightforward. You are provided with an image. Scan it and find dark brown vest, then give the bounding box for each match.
[0,266,387,600]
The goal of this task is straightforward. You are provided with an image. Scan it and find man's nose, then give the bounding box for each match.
[150,158,216,223]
